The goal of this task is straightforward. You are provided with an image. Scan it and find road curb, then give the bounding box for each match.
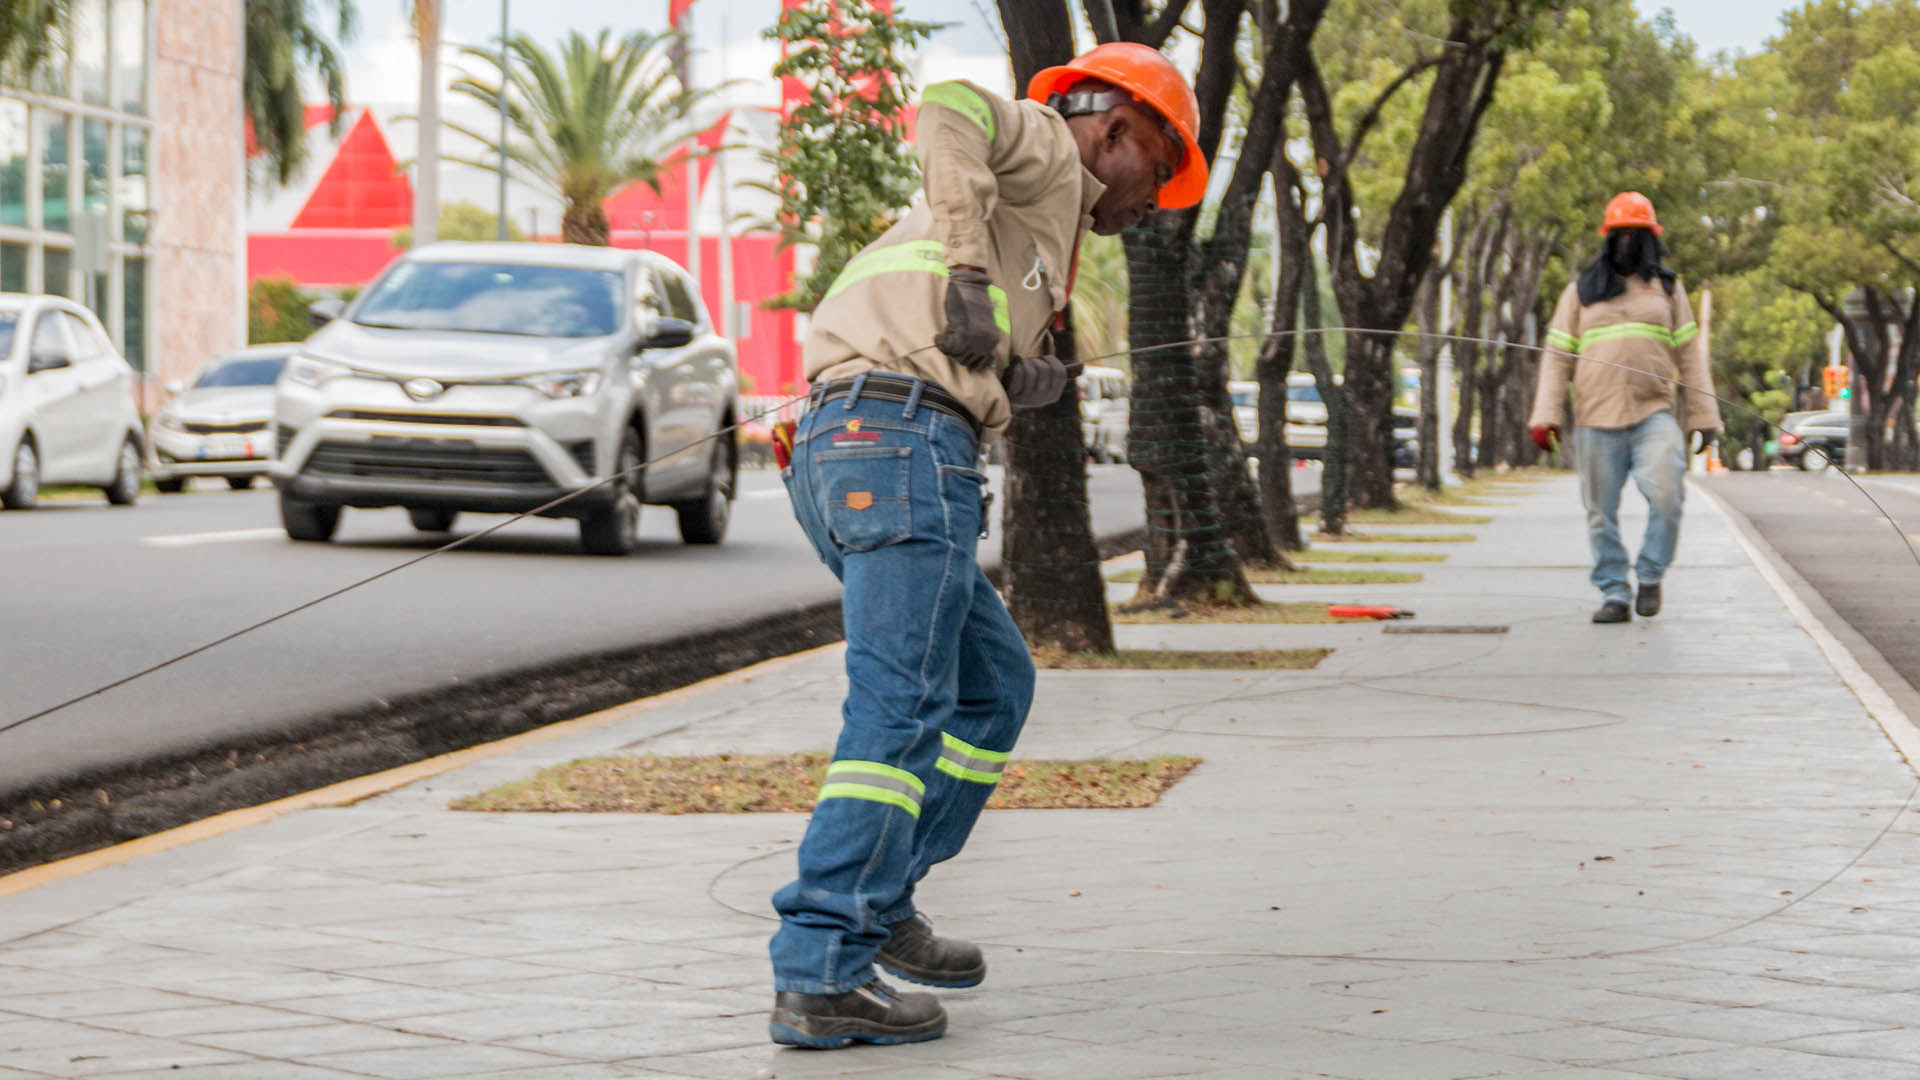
[1697,480,1920,772]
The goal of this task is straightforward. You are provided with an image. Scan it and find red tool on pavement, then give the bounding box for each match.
[1328,605,1415,620]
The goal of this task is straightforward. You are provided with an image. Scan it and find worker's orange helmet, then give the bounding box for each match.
[1028,42,1208,210]
[1599,191,1662,236]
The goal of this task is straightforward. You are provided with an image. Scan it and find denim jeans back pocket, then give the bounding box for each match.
[817,446,914,553]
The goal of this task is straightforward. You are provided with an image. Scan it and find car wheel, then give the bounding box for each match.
[154,477,187,493]
[104,439,142,506]
[580,429,642,555]
[676,434,734,545]
[2,439,38,510]
[227,475,256,491]
[1807,446,1833,472]
[281,492,341,542]
[408,507,457,532]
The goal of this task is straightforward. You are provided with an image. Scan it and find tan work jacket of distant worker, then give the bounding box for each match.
[1529,276,1724,434]
[804,80,1105,443]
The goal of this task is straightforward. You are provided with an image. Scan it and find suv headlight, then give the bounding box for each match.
[520,369,602,400]
[285,355,349,389]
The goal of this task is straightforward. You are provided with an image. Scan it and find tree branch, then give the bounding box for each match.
[1340,53,1443,172]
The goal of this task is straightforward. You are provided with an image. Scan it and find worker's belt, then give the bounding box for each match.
[810,373,981,443]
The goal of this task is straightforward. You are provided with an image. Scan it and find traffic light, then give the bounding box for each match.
[1823,365,1851,399]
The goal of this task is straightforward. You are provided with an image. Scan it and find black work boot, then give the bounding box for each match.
[769,977,946,1048]
[877,913,986,988]
[1635,583,1662,618]
[1592,599,1630,624]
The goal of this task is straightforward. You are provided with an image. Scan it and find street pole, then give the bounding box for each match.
[487,0,503,237]
[497,0,510,240]
[672,23,699,288]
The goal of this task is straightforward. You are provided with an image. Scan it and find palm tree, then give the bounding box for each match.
[407,0,439,244]
[244,0,356,185]
[0,0,69,87]
[447,29,710,246]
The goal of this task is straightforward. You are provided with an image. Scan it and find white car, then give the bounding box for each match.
[1077,364,1129,462]
[1230,373,1331,457]
[148,345,294,492]
[0,294,145,510]
[271,243,739,555]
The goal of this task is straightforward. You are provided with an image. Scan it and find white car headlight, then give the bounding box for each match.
[520,369,602,400]
[285,355,349,389]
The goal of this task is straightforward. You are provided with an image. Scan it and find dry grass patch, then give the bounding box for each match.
[1108,567,1419,585]
[1032,647,1329,670]
[1311,505,1492,526]
[1294,549,1446,564]
[450,752,1202,813]
[1111,601,1370,625]
[1313,530,1477,544]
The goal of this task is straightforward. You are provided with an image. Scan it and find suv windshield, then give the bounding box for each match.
[353,261,625,338]
[195,355,288,388]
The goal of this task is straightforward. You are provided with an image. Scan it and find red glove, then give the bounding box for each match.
[1530,424,1561,453]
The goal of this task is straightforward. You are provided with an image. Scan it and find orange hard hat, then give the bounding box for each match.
[1027,42,1208,210]
[1599,191,1662,236]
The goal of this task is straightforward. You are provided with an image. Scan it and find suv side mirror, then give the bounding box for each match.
[308,298,347,328]
[27,351,70,375]
[641,317,696,351]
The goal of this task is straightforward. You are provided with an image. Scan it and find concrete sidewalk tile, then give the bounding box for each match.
[498,1014,757,1059]
[1767,1026,1920,1064]
[293,1042,575,1077]
[256,986,503,1023]
[187,1020,457,1057]
[1620,1044,1912,1079]
[1437,1020,1736,1067]
[0,1018,248,1076]
[77,1065,369,1079]
[616,1045,775,1079]
[0,986,217,1021]
[81,1003,328,1038]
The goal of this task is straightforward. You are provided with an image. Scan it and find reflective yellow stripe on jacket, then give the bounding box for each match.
[822,240,1011,334]
[1551,322,1698,352]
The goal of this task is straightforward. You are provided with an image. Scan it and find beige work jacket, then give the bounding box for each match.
[1529,276,1723,433]
[804,80,1104,443]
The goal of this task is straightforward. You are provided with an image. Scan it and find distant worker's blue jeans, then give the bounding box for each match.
[1574,410,1685,603]
[771,375,1035,994]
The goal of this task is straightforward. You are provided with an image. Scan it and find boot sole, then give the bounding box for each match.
[877,956,986,989]
[768,1009,947,1049]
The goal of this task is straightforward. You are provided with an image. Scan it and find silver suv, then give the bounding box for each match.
[270,243,739,554]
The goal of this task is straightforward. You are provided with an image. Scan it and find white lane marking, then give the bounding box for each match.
[142,527,285,547]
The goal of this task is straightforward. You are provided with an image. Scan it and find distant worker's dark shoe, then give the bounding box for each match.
[1635,583,1662,618]
[1592,600,1631,624]
[769,977,947,1048]
[877,913,986,988]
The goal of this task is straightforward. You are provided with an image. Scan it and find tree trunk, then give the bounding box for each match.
[1301,250,1347,536]
[563,202,609,246]
[1257,164,1308,552]
[994,0,1115,650]
[1414,264,1443,490]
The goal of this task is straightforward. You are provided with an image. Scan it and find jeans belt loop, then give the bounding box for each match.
[902,378,925,422]
[845,372,869,411]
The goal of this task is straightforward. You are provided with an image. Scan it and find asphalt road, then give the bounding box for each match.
[1708,470,1920,691]
[0,461,1266,800]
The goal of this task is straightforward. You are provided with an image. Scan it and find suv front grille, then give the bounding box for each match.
[326,409,526,427]
[305,439,554,488]
[184,419,270,434]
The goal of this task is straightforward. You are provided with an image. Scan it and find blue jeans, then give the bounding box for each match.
[1575,410,1685,603]
[771,375,1035,994]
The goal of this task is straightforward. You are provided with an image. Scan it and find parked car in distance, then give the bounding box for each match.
[1391,406,1418,469]
[269,242,739,554]
[1778,409,1847,471]
[147,345,294,492]
[1230,374,1333,458]
[0,293,145,510]
[1078,364,1130,463]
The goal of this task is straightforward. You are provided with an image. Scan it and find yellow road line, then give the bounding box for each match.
[0,642,845,899]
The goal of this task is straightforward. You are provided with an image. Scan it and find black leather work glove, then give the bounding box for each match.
[1689,429,1713,456]
[934,268,1003,372]
[1002,354,1070,409]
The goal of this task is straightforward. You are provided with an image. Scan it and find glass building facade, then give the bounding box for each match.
[1,0,152,369]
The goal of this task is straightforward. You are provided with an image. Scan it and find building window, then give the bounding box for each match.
[29,37,68,98]
[38,110,69,233]
[0,99,24,228]
[83,117,108,219]
[121,253,145,370]
[112,0,146,115]
[43,245,71,297]
[0,243,25,292]
[121,125,147,242]
[74,0,109,108]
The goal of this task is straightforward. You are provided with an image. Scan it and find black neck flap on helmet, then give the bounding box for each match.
[1578,226,1676,306]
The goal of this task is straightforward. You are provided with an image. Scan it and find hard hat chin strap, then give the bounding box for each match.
[1046,86,1185,167]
